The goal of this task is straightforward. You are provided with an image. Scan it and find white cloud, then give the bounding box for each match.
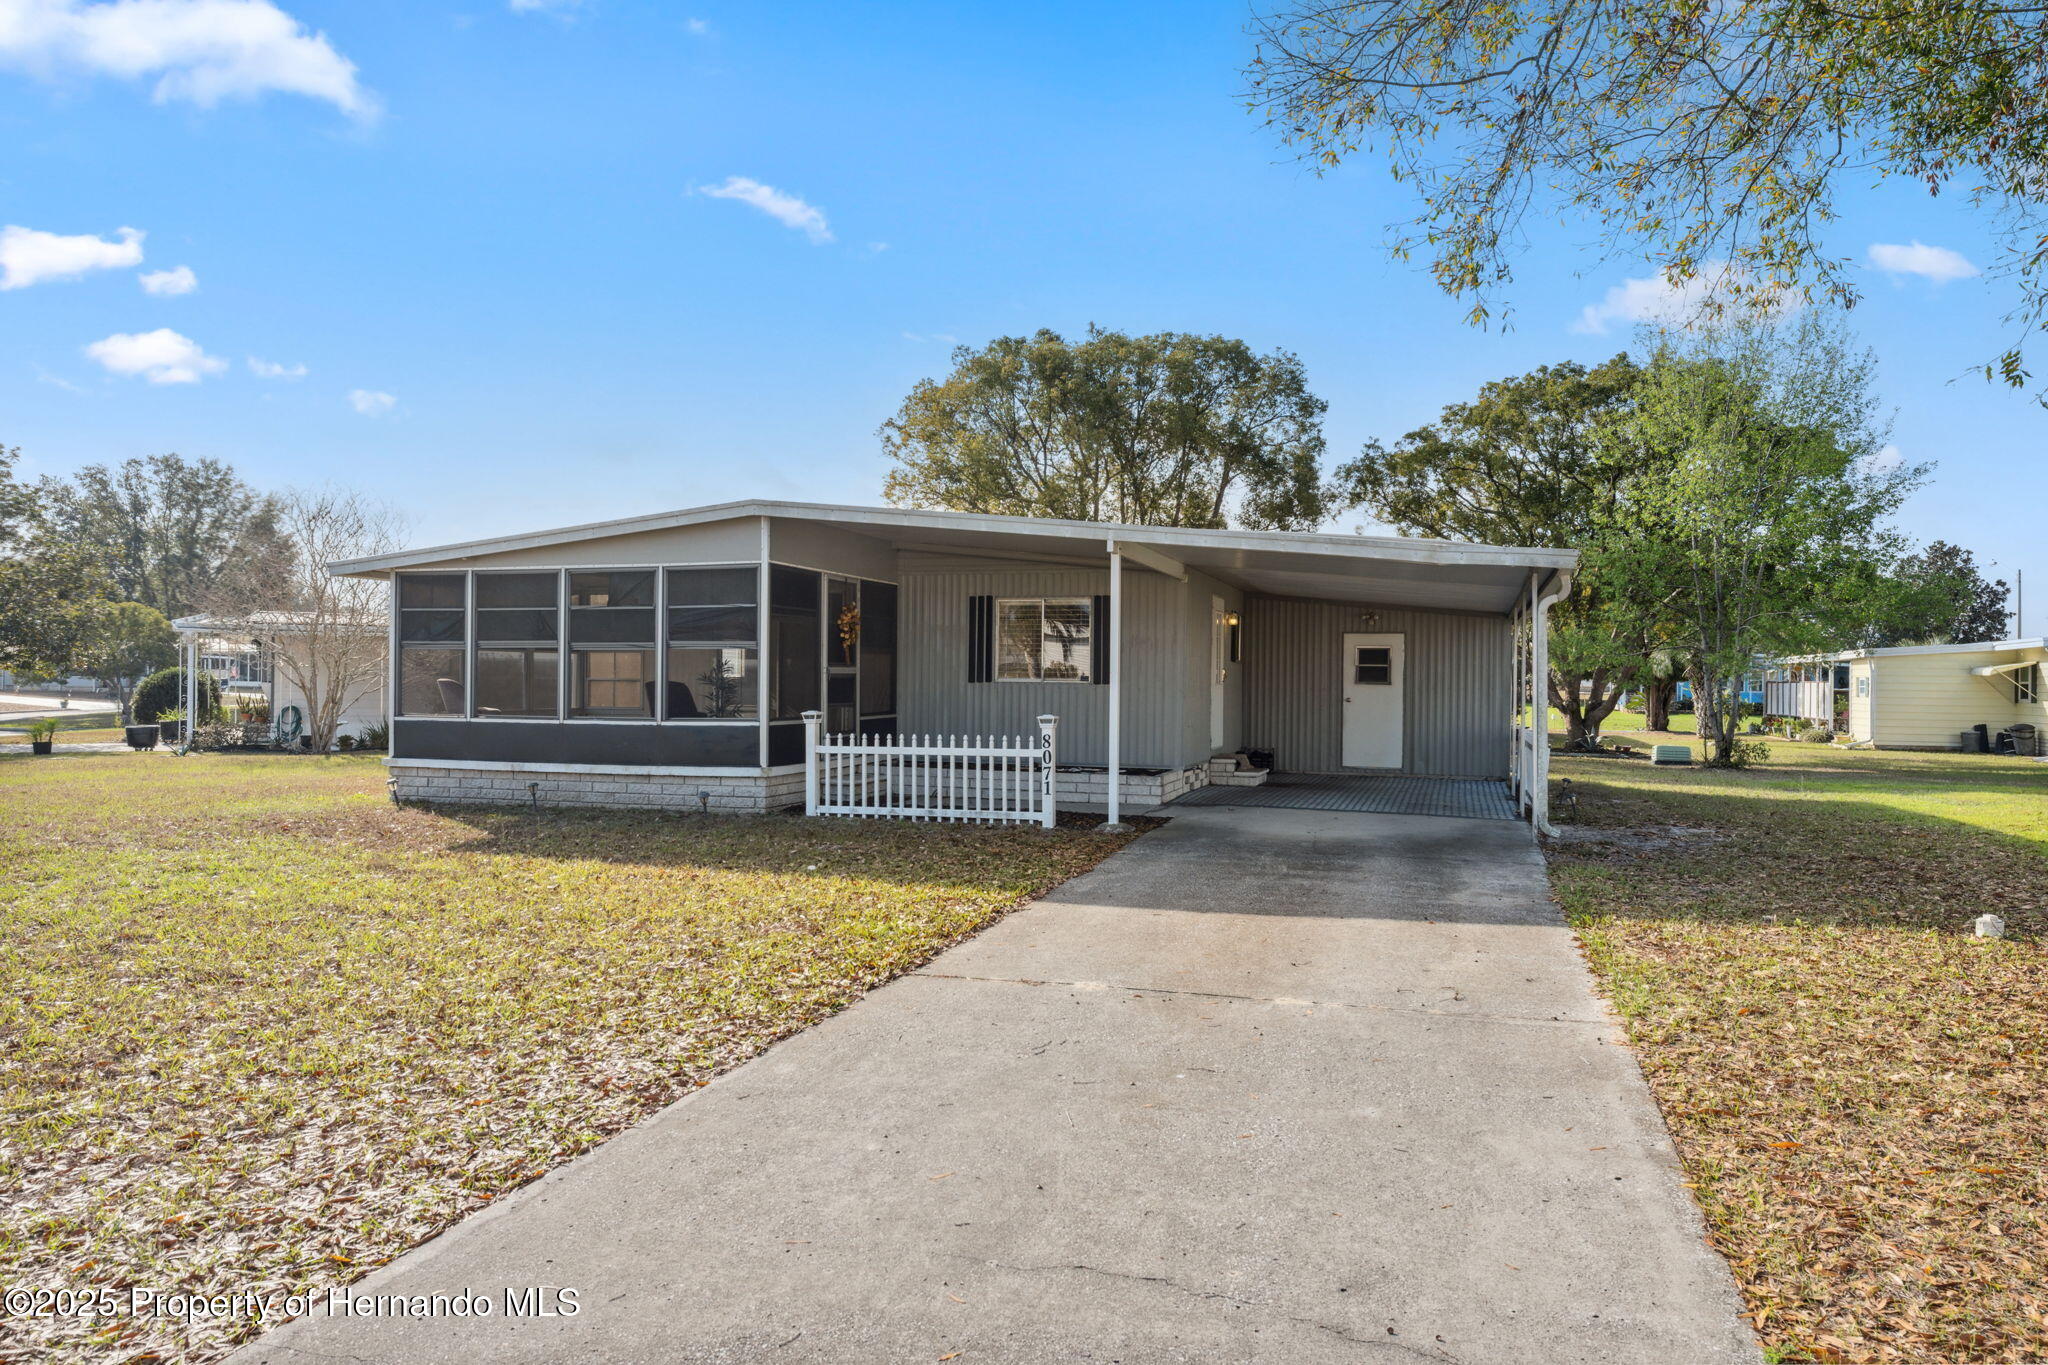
[1572,263,1796,334]
[84,327,226,383]
[685,16,709,34]
[0,0,373,117]
[507,0,584,11]
[247,354,305,378]
[348,387,394,415]
[138,263,196,295]
[901,331,958,345]
[1867,240,1978,284]
[696,176,834,244]
[1870,443,1905,471]
[0,223,143,288]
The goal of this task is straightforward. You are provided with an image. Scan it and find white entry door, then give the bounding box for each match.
[1341,633,1405,769]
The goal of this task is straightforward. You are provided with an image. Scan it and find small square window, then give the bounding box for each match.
[1354,646,1392,686]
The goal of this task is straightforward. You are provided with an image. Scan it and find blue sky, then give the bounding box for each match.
[2,0,2040,633]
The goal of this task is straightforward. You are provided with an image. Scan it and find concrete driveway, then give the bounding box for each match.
[238,807,1755,1365]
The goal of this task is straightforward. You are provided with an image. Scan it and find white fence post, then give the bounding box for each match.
[1037,714,1059,829]
[802,709,822,817]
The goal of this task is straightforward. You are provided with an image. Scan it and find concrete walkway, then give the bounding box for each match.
[239,808,1755,1365]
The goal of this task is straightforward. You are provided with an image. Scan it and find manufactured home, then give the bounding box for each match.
[328,502,1576,827]
[170,612,389,746]
[1764,639,2046,752]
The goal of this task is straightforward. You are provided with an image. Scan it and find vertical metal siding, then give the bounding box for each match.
[1241,597,1511,778]
[900,563,1192,768]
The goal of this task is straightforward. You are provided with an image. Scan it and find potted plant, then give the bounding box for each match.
[125,722,161,751]
[157,708,186,743]
[26,718,59,755]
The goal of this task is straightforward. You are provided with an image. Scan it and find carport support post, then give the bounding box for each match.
[1528,569,1573,837]
[1103,546,1126,830]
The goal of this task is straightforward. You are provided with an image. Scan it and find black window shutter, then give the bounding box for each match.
[1091,594,1111,684]
[967,595,994,683]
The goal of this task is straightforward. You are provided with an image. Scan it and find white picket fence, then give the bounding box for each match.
[803,712,1059,826]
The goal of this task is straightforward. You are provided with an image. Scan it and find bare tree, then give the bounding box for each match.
[203,487,402,753]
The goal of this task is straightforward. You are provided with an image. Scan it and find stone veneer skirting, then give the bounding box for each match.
[1055,764,1209,811]
[388,760,805,814]
[389,759,1207,816]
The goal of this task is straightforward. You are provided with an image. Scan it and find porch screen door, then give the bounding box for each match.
[1340,633,1405,769]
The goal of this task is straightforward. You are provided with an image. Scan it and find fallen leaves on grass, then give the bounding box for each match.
[0,754,1143,1364]
[1549,743,2048,1364]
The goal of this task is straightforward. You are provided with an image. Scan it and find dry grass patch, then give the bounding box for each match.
[0,753,1142,1363]
[1547,742,2048,1364]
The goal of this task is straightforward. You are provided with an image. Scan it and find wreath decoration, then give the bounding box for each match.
[837,601,862,654]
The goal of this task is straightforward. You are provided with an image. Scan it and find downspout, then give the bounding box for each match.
[1530,568,1574,837]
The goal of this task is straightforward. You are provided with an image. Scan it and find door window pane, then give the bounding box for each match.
[827,577,858,670]
[476,648,558,717]
[668,647,758,718]
[1354,646,1392,685]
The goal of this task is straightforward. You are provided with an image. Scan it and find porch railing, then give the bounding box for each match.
[802,712,1059,827]
[1763,679,1832,723]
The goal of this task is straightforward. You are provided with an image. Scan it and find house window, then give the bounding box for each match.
[996,598,1093,682]
[1354,646,1392,685]
[1855,675,1870,698]
[666,567,758,720]
[568,571,654,717]
[473,572,558,717]
[2018,664,2041,704]
[397,573,466,715]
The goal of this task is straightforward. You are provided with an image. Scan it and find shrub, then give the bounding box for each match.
[1797,726,1833,744]
[1706,737,1774,769]
[132,668,221,726]
[26,718,60,741]
[356,720,390,751]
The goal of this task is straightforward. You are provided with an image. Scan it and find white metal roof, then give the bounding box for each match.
[171,611,380,636]
[328,499,1575,614]
[1771,638,2046,664]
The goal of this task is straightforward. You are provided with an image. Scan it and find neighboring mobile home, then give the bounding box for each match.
[170,612,389,746]
[1765,639,2047,751]
[328,501,1576,825]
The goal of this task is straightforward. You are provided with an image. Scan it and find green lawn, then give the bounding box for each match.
[1545,741,2048,1364]
[0,754,1142,1364]
[0,711,126,745]
[1545,704,1700,734]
